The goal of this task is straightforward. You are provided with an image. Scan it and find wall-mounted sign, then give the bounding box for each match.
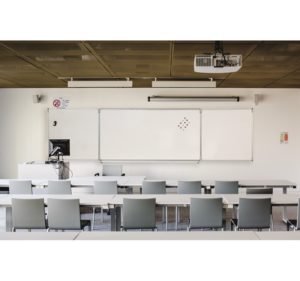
[280,132,288,144]
[52,97,70,109]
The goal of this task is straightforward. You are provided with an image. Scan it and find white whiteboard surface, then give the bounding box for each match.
[201,109,253,160]
[48,109,99,160]
[99,109,201,161]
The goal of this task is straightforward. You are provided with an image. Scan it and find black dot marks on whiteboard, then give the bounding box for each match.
[177,117,191,131]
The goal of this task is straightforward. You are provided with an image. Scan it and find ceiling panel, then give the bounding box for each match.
[0,41,299,88]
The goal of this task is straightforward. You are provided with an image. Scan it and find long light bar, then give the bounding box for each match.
[68,80,133,88]
[152,80,216,88]
[147,96,240,102]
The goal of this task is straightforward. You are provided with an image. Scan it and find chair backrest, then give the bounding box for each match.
[142,181,166,194]
[178,181,202,194]
[102,165,123,176]
[9,180,32,194]
[94,181,118,194]
[215,181,239,194]
[47,198,81,230]
[47,180,72,194]
[12,198,46,229]
[246,188,273,195]
[238,198,271,229]
[123,198,156,229]
[190,198,223,229]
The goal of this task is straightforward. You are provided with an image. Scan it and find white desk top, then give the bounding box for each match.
[0,179,49,187]
[166,180,296,188]
[0,194,115,207]
[0,232,79,240]
[75,231,258,240]
[0,178,296,189]
[223,194,300,206]
[0,193,299,208]
[70,176,146,187]
[110,194,225,206]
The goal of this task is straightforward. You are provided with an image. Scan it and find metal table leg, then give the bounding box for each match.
[110,206,116,231]
[175,206,178,230]
[282,186,288,223]
[115,206,121,231]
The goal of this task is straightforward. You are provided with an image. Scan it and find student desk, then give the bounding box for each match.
[109,193,300,231]
[166,180,296,193]
[1,193,300,232]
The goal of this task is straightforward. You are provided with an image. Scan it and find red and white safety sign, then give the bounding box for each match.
[52,97,70,109]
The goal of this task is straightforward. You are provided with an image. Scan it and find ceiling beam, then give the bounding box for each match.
[218,42,262,87]
[169,41,174,77]
[80,42,114,77]
[0,42,68,85]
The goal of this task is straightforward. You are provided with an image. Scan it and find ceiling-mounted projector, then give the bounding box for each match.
[194,41,242,73]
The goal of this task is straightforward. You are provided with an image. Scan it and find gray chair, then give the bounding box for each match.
[177,181,202,194]
[142,181,166,226]
[122,198,156,231]
[47,198,90,231]
[287,198,300,231]
[231,198,272,230]
[9,180,32,194]
[189,198,224,230]
[92,181,118,229]
[47,180,72,194]
[102,165,124,176]
[142,181,166,194]
[176,181,202,229]
[215,181,239,194]
[12,198,46,231]
[246,188,273,194]
[94,181,118,194]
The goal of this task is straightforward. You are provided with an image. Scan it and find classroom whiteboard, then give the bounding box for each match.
[48,109,99,160]
[99,109,201,161]
[201,109,253,160]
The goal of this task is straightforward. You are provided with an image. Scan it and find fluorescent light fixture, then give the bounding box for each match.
[147,96,240,102]
[152,80,216,88]
[68,80,133,88]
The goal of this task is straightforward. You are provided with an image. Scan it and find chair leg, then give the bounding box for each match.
[101,208,104,223]
[175,206,178,230]
[92,207,96,231]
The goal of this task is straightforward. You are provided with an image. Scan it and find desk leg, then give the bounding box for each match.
[175,206,178,230]
[6,207,12,232]
[110,207,116,231]
[282,186,288,223]
[115,206,121,231]
[110,206,121,231]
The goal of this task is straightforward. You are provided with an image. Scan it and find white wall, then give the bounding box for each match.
[0,87,299,188]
